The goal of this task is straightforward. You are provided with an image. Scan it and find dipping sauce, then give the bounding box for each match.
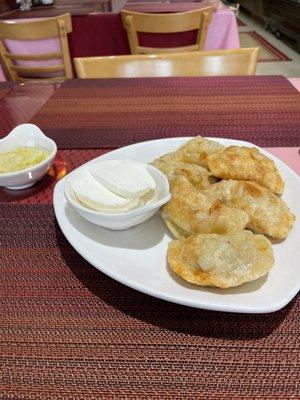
[0,146,50,174]
[71,159,156,213]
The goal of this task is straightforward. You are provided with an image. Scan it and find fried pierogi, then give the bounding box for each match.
[152,158,216,189]
[175,136,225,167]
[154,136,224,169]
[203,180,295,239]
[161,176,249,238]
[206,146,284,195]
[168,231,275,288]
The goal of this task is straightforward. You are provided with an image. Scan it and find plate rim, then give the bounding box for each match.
[53,137,300,314]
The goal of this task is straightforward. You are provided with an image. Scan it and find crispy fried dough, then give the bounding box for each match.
[168,231,275,288]
[203,180,295,239]
[154,136,225,169]
[206,146,284,195]
[161,176,248,238]
[176,136,225,166]
[152,158,217,189]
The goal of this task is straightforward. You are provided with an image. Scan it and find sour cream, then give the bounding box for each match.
[71,159,156,213]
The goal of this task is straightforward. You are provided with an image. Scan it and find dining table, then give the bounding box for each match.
[1,75,300,399]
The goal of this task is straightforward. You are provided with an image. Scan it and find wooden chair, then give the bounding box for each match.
[0,13,73,82]
[74,48,260,79]
[120,8,214,54]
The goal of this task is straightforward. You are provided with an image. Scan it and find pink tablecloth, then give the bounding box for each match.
[288,78,300,92]
[205,9,238,50]
[265,147,300,176]
[0,8,239,81]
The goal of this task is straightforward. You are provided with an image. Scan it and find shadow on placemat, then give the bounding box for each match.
[55,222,294,341]
[0,174,55,204]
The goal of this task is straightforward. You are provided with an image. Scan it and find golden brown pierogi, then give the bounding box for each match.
[168,231,275,288]
[152,158,216,189]
[206,146,284,195]
[154,136,225,169]
[175,136,225,167]
[161,176,249,238]
[203,180,295,239]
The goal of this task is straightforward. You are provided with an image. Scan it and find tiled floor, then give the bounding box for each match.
[238,10,300,77]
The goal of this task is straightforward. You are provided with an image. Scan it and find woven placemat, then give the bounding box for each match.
[0,82,14,100]
[0,83,60,138]
[30,76,300,149]
[1,203,299,399]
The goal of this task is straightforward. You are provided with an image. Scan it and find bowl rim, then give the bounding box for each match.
[64,162,171,219]
[0,136,57,178]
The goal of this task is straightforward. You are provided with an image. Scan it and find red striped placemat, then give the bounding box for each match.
[0,83,60,138]
[0,82,14,100]
[30,76,300,149]
[1,203,299,399]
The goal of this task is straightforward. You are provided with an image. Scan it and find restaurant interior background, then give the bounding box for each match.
[0,0,299,80]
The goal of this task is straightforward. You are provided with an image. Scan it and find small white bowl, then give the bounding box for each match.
[64,162,171,230]
[0,124,57,190]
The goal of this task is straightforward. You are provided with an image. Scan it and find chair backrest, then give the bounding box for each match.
[74,48,260,79]
[120,8,214,54]
[0,13,73,82]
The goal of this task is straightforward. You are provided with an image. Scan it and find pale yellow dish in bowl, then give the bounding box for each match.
[0,124,57,190]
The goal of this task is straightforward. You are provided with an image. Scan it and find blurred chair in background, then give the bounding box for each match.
[0,13,72,82]
[74,48,260,79]
[121,8,214,54]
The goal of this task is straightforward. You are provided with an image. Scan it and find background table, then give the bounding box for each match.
[1,75,299,399]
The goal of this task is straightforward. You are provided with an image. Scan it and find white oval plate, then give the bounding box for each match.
[53,138,300,313]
